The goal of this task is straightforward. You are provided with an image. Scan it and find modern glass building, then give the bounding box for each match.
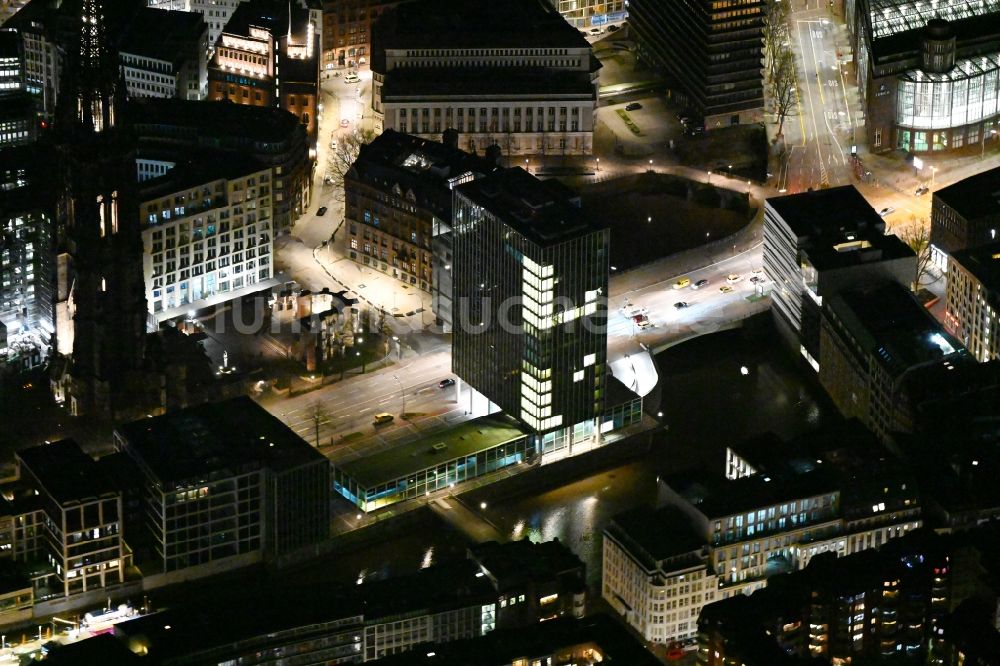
[628,0,764,128]
[452,168,609,446]
[333,415,532,512]
[849,0,1000,152]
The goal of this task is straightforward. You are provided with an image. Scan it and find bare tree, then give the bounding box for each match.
[768,45,798,139]
[326,127,377,201]
[763,0,791,82]
[307,400,331,447]
[896,218,935,291]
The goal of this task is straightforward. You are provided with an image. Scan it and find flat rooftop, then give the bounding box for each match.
[116,396,324,487]
[471,538,584,586]
[127,98,304,143]
[336,415,528,488]
[936,166,1000,221]
[16,440,117,505]
[456,167,606,247]
[951,240,1000,294]
[120,7,205,64]
[608,505,706,564]
[661,467,840,521]
[766,186,914,271]
[828,280,971,378]
[138,149,266,204]
[372,0,590,68]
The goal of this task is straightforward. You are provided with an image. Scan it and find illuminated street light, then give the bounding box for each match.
[740,366,749,376]
[480,502,487,509]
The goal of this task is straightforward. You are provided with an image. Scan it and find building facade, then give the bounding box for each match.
[946,241,1000,362]
[15,441,125,600]
[763,187,915,368]
[931,166,1000,268]
[628,0,763,128]
[819,280,972,443]
[120,8,208,101]
[321,0,401,70]
[371,0,600,156]
[138,155,273,321]
[847,0,1000,153]
[0,30,37,148]
[452,168,609,452]
[343,130,496,327]
[128,97,312,231]
[115,397,329,575]
[0,146,55,346]
[208,0,321,143]
[548,0,626,29]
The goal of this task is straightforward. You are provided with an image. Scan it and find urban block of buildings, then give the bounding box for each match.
[321,0,399,71]
[344,129,499,329]
[931,164,1000,268]
[628,0,763,128]
[848,0,1000,153]
[208,0,322,145]
[603,420,923,649]
[946,240,1000,362]
[119,7,208,101]
[695,529,995,665]
[137,151,274,321]
[371,0,601,156]
[73,537,588,663]
[763,185,916,369]
[128,97,312,231]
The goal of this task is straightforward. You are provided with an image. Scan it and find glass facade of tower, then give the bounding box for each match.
[451,170,609,438]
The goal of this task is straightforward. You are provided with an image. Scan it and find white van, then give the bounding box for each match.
[344,73,360,84]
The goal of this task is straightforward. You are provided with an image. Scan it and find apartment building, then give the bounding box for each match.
[138,151,273,321]
[946,240,1000,362]
[120,7,208,100]
[14,441,125,600]
[371,0,600,156]
[548,0,626,29]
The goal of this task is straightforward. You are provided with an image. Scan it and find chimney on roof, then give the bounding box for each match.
[442,128,459,150]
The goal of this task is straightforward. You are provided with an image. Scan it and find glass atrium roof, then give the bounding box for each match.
[870,0,1000,39]
[898,52,1000,81]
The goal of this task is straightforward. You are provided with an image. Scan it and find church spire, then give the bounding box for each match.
[68,0,122,133]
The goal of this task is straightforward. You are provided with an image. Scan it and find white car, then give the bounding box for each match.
[726,274,744,283]
[344,74,360,84]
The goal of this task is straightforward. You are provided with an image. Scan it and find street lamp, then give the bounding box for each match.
[648,159,653,172]
[707,169,712,184]
[983,128,998,159]
[524,158,529,173]
[930,165,938,187]
[393,374,405,414]
[596,157,600,172]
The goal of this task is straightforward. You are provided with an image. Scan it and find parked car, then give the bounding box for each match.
[607,24,620,32]
[589,27,603,35]
[879,206,895,217]
[317,206,328,216]
[692,279,709,289]
[673,301,690,309]
[686,124,705,137]
[915,186,929,196]
[719,285,734,294]
[632,313,652,329]
[673,277,691,289]
[373,413,394,425]
[344,73,360,84]
[340,118,350,127]
[726,273,743,283]
[438,378,456,388]
[625,102,642,111]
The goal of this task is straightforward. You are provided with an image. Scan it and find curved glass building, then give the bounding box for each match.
[848,0,1000,153]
